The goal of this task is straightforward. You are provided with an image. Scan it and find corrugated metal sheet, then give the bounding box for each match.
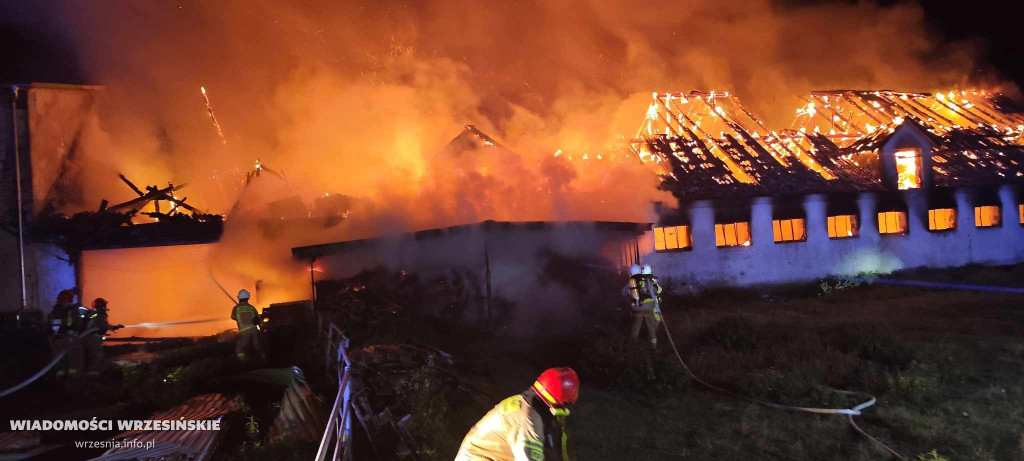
[269,367,326,442]
[89,393,234,461]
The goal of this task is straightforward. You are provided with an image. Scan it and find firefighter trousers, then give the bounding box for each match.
[630,309,660,347]
[83,335,105,375]
[236,328,266,361]
[50,335,83,377]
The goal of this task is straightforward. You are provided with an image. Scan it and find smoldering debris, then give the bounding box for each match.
[34,175,223,252]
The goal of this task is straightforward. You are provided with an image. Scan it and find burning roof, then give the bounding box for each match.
[635,89,1024,200]
[34,175,223,252]
[633,91,879,200]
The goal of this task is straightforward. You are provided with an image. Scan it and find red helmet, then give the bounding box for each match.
[57,289,75,304]
[532,367,579,408]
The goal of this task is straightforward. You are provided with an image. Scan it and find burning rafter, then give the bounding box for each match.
[245,159,286,185]
[792,89,1024,147]
[801,90,1024,187]
[634,88,1024,200]
[632,91,877,199]
[105,174,220,222]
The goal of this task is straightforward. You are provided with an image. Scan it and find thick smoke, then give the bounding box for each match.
[25,0,1000,317]
[41,0,989,218]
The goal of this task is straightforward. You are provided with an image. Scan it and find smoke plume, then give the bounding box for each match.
[18,0,1003,323]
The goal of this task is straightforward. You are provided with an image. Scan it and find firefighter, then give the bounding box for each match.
[83,298,124,375]
[456,367,578,461]
[230,289,266,362]
[622,264,663,348]
[47,289,85,378]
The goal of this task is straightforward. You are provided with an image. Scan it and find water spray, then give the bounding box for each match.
[208,268,240,305]
[121,318,222,329]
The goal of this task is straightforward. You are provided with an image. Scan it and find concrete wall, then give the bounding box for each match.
[79,244,249,337]
[314,223,641,324]
[0,232,76,314]
[319,224,639,280]
[645,185,1024,290]
[1,85,97,316]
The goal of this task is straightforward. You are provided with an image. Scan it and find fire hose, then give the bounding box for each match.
[208,268,240,305]
[655,305,904,459]
[0,319,220,398]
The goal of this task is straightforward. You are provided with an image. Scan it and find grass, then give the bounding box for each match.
[405,264,1024,461]
[562,273,1024,461]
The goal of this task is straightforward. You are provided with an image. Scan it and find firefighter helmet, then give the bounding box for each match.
[237,289,251,300]
[92,298,108,310]
[532,367,579,408]
[641,264,653,275]
[57,289,75,304]
[629,265,642,276]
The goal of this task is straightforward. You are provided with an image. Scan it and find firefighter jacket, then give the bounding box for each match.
[84,310,112,336]
[231,301,261,332]
[48,303,88,336]
[623,274,662,310]
[455,390,572,461]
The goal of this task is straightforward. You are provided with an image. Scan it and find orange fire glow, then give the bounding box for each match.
[33,1,1017,336]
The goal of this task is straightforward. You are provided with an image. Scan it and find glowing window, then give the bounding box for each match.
[1019,204,1024,224]
[894,149,922,190]
[878,211,908,235]
[974,206,1001,228]
[653,226,693,251]
[772,218,806,243]
[715,222,751,248]
[928,208,956,231]
[827,215,859,239]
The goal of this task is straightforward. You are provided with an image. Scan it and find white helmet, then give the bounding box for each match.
[237,289,251,300]
[629,265,642,276]
[642,265,653,275]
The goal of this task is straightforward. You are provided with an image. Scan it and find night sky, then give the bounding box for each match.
[2,0,1022,94]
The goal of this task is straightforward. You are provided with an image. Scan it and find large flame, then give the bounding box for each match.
[23,0,1016,335]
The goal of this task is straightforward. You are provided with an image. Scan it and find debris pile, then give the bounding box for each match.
[35,174,223,251]
[315,269,494,460]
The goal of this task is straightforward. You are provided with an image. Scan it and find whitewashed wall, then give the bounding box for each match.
[644,185,1024,290]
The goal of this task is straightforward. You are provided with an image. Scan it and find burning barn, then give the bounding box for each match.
[1,83,235,337]
[639,89,1024,289]
[8,79,1024,334]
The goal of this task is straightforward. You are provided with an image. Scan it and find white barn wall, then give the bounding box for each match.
[646,185,1024,290]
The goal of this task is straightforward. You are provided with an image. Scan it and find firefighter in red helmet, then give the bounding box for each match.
[456,367,578,461]
[47,289,84,378]
[83,298,124,375]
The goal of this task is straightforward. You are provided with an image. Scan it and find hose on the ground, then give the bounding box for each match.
[0,326,102,398]
[656,307,904,459]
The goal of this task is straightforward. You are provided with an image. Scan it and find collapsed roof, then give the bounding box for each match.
[635,89,1024,201]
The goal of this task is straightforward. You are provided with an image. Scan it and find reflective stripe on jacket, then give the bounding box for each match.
[231,302,260,331]
[456,394,548,461]
[85,311,111,336]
